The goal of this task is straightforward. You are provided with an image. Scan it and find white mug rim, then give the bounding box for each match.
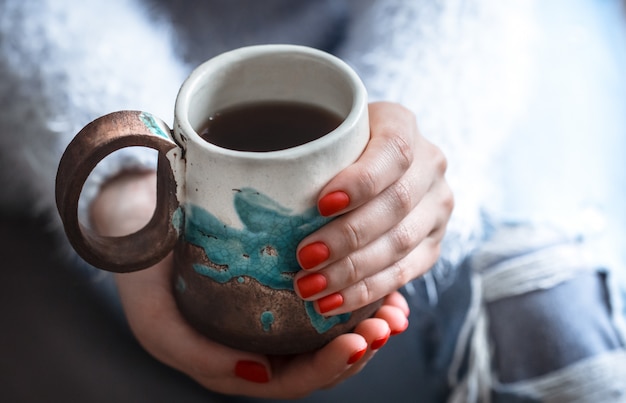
[173,44,368,160]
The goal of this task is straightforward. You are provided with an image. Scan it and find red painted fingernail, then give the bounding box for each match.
[347,347,367,365]
[371,330,391,350]
[318,191,350,217]
[296,273,327,298]
[391,318,409,336]
[235,360,270,383]
[298,242,330,270]
[317,293,344,314]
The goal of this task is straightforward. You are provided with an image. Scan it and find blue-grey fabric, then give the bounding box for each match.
[468,224,626,402]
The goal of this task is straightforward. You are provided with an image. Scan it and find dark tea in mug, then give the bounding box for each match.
[198,101,343,152]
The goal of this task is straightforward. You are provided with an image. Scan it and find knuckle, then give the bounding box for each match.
[354,166,379,196]
[391,259,413,287]
[441,183,455,215]
[389,179,414,214]
[387,130,414,172]
[390,249,429,284]
[432,144,448,174]
[340,220,364,251]
[428,223,447,243]
[354,277,376,307]
[342,254,361,284]
[389,222,416,256]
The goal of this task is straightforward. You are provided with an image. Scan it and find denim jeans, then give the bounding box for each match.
[449,224,626,403]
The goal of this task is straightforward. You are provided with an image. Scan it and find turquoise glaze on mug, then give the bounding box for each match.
[260,311,275,332]
[139,112,170,140]
[180,187,350,333]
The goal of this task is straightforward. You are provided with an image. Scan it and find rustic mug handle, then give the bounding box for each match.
[55,111,180,273]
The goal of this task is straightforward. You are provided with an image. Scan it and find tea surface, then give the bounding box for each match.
[199,101,343,152]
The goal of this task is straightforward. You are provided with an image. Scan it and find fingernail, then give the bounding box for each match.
[298,242,330,270]
[235,360,270,383]
[391,318,409,336]
[296,273,327,298]
[318,191,350,217]
[347,347,367,365]
[371,330,391,350]
[317,293,344,314]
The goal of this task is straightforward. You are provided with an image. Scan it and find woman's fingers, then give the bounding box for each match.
[295,101,452,313]
[252,292,408,397]
[321,292,410,388]
[114,252,410,399]
[223,295,407,398]
[314,102,418,218]
[295,173,453,315]
[114,255,276,390]
[298,133,446,272]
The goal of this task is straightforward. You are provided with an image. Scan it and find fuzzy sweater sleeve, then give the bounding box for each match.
[0,0,187,227]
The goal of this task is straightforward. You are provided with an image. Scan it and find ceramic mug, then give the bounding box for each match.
[56,45,381,354]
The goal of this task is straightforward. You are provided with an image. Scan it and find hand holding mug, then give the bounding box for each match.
[57,45,452,396]
[86,101,448,397]
[88,100,448,397]
[294,101,453,317]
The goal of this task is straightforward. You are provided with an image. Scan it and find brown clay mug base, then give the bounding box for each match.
[173,242,382,355]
